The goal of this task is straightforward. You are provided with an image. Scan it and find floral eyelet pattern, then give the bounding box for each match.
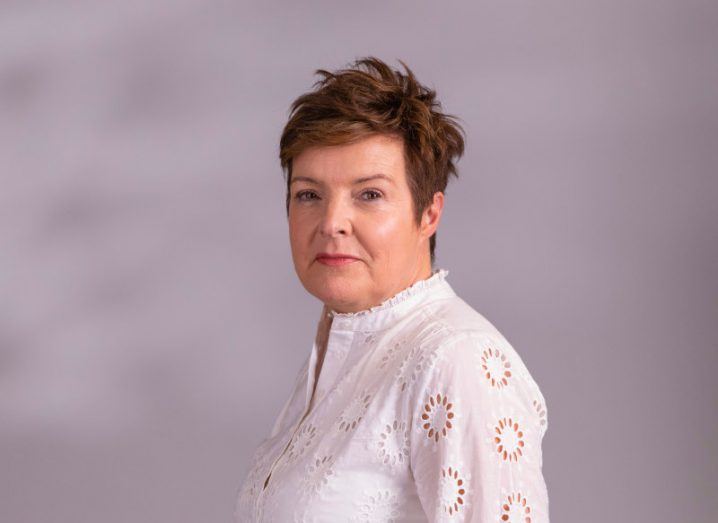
[379,338,408,369]
[361,331,378,345]
[352,489,400,522]
[337,390,372,432]
[375,420,410,469]
[480,346,512,389]
[420,392,455,443]
[286,422,319,464]
[299,454,335,499]
[532,399,547,428]
[438,465,468,516]
[493,415,526,462]
[396,346,439,392]
[501,491,533,522]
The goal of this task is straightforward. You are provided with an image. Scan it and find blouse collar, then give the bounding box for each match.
[326,267,455,332]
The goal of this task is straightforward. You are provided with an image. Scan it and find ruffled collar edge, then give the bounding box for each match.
[327,268,450,321]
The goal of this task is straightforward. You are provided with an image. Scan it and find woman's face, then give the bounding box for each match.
[288,133,443,314]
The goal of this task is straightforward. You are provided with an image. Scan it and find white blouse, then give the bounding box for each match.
[234,268,549,522]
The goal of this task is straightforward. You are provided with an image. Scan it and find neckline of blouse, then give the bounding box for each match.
[326,267,455,332]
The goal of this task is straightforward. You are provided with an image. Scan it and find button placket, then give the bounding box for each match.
[256,341,320,514]
[316,329,351,383]
[256,329,353,511]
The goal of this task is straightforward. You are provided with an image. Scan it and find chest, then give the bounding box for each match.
[236,329,441,522]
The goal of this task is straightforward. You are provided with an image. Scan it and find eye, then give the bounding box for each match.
[361,189,383,201]
[295,190,318,201]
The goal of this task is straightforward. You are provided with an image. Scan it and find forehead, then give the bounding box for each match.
[292,134,406,183]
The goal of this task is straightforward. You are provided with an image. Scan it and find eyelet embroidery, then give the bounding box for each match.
[374,420,410,470]
[361,331,378,345]
[299,454,335,499]
[500,491,533,522]
[351,489,401,522]
[492,415,526,463]
[286,422,319,464]
[323,365,359,408]
[438,465,469,516]
[480,345,512,389]
[396,345,439,392]
[420,392,456,443]
[379,337,409,369]
[336,389,372,432]
[532,399,547,430]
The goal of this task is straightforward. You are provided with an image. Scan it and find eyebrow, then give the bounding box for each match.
[290,173,396,186]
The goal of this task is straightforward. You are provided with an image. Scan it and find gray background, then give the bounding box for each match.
[1,1,716,522]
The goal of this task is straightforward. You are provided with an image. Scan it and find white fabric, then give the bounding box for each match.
[234,268,549,522]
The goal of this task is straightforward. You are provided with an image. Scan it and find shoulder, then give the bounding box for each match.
[403,294,501,351]
[411,295,549,428]
[423,292,506,338]
[418,295,537,376]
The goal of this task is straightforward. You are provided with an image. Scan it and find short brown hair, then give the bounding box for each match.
[279,56,466,267]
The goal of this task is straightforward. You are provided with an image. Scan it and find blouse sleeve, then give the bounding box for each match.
[408,330,550,522]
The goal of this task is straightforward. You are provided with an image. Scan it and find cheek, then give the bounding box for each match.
[361,212,415,249]
[288,218,309,255]
[288,212,310,236]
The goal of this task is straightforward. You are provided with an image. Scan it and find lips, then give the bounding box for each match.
[316,253,358,260]
[316,253,359,266]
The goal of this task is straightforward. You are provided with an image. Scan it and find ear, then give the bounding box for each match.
[419,191,444,240]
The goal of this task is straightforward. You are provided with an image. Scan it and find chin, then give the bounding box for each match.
[310,273,361,305]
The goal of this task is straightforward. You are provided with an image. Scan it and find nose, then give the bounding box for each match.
[319,196,352,237]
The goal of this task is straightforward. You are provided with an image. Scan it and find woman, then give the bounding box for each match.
[235,57,549,522]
